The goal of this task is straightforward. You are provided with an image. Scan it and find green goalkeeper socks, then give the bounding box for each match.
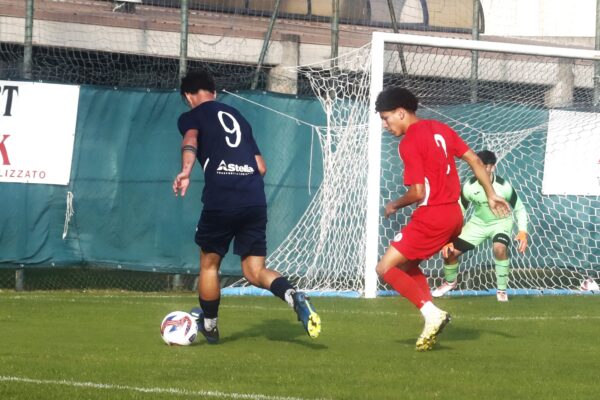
[495,258,510,290]
[443,262,459,283]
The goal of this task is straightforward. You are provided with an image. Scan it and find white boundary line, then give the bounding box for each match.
[0,376,325,400]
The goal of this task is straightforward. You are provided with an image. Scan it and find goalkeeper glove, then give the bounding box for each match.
[515,231,528,253]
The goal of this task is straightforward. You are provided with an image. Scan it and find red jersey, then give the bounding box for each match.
[399,119,469,206]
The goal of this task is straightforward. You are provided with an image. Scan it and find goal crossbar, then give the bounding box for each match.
[371,32,600,61]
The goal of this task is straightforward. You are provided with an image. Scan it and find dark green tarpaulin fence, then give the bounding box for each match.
[0,86,325,277]
[2,86,598,291]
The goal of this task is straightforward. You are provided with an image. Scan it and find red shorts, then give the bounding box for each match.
[391,202,463,260]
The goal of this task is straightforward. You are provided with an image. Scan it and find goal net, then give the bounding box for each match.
[230,33,600,298]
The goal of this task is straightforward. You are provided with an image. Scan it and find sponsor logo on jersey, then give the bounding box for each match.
[216,160,255,175]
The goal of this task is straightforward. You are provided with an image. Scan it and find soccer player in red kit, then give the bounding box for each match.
[374,87,510,351]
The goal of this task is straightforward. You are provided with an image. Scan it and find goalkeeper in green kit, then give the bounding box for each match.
[432,150,528,302]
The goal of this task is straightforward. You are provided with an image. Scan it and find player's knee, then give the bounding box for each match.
[200,251,222,271]
[494,247,508,260]
[199,262,220,274]
[491,233,510,258]
[493,247,508,260]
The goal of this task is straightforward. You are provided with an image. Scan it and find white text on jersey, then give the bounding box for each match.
[216,160,255,175]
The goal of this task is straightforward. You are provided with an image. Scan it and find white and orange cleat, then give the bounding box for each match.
[496,290,509,302]
[431,280,458,298]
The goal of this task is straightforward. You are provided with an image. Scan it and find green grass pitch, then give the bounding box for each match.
[0,291,598,400]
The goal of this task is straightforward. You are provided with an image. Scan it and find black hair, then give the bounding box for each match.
[180,71,216,97]
[375,86,418,113]
[477,150,497,165]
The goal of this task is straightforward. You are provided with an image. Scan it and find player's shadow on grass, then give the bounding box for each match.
[395,325,516,350]
[220,318,328,350]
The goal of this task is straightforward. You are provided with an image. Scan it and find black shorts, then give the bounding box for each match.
[195,206,267,258]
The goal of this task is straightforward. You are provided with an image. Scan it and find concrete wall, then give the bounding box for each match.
[1,0,598,95]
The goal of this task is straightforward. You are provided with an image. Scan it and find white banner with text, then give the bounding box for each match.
[0,81,80,185]
[543,109,600,196]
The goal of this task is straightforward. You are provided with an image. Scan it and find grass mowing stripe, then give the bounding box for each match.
[3,293,600,321]
[0,376,326,400]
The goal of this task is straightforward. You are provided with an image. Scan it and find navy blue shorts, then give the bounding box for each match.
[195,206,267,258]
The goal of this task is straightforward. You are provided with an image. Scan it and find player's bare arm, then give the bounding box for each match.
[255,154,267,176]
[384,183,425,218]
[173,129,199,197]
[461,150,510,217]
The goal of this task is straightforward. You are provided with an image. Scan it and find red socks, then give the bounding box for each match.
[406,266,432,303]
[383,266,431,308]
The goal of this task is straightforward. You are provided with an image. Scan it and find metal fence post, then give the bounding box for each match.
[23,0,34,79]
[251,0,282,90]
[172,274,183,291]
[179,0,189,82]
[330,0,340,67]
[594,0,600,108]
[15,267,25,292]
[470,0,480,103]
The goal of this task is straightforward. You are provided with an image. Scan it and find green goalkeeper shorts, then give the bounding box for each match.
[455,217,513,252]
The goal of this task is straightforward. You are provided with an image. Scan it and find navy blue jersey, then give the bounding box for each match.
[178,101,266,210]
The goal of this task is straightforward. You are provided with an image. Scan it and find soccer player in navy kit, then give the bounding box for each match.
[173,71,321,343]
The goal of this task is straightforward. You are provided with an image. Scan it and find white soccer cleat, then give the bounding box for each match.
[431,280,458,298]
[580,278,599,291]
[496,290,508,302]
[415,310,451,352]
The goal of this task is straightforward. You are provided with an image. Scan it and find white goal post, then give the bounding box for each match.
[365,32,600,298]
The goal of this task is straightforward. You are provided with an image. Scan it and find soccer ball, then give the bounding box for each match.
[160,311,198,346]
[579,278,599,292]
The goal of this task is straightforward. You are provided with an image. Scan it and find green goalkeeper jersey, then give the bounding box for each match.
[460,174,528,232]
